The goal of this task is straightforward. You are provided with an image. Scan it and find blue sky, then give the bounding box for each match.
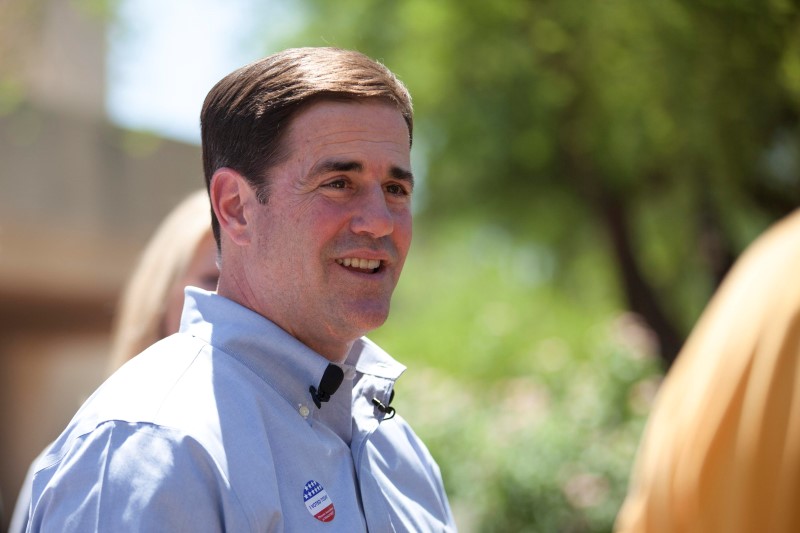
[106,0,301,144]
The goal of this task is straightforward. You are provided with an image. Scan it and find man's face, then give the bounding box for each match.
[239,99,413,359]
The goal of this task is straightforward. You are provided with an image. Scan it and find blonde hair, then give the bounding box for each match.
[107,189,213,373]
[616,209,800,533]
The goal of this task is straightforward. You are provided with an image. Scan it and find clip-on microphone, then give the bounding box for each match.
[372,389,396,420]
[309,364,345,409]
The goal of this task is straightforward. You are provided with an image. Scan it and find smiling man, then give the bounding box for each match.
[25,48,456,532]
[213,99,414,361]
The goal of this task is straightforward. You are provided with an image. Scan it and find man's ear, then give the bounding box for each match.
[210,168,256,246]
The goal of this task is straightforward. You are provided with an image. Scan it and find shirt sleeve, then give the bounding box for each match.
[8,447,41,533]
[28,421,251,532]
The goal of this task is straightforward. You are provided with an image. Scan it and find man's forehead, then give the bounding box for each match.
[287,100,409,145]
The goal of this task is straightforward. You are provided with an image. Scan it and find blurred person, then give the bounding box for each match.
[9,188,218,533]
[25,47,455,531]
[106,188,218,373]
[615,209,800,532]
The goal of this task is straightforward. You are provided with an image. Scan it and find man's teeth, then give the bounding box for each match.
[336,258,381,270]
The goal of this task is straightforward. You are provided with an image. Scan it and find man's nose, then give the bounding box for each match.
[350,186,394,238]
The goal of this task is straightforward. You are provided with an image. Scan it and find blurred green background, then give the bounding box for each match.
[3,0,800,530]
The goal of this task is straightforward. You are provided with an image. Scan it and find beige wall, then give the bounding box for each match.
[0,1,207,526]
[0,104,203,526]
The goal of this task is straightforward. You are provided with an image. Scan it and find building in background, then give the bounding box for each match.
[0,0,202,525]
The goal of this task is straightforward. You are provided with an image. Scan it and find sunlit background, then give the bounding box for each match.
[107,0,300,144]
[2,0,799,530]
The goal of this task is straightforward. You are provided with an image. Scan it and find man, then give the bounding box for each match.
[26,47,456,531]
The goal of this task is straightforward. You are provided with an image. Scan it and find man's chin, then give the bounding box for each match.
[342,305,391,335]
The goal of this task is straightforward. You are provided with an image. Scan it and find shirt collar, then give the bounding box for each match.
[347,337,406,381]
[180,288,406,412]
[180,288,331,414]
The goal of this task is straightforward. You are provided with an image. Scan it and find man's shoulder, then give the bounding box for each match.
[47,335,223,456]
[103,333,214,417]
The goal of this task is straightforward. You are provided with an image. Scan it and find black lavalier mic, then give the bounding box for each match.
[372,389,396,420]
[309,364,345,409]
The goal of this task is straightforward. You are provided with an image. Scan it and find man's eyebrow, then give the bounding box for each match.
[310,159,414,188]
[390,166,415,189]
[311,160,363,177]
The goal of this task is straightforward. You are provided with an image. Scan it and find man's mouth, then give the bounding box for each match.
[335,257,382,273]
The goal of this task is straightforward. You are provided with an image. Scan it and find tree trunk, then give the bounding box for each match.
[595,188,684,369]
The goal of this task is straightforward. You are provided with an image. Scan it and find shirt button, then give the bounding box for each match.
[299,404,310,419]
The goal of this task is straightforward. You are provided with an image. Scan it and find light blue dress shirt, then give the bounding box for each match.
[26,288,456,532]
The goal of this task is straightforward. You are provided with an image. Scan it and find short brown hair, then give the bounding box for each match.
[200,47,414,247]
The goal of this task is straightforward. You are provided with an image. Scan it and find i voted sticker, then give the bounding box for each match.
[303,479,335,523]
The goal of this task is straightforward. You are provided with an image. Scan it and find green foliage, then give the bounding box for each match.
[374,216,618,381]
[370,219,662,531]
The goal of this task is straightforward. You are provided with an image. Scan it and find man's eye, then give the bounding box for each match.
[324,179,347,189]
[386,183,409,196]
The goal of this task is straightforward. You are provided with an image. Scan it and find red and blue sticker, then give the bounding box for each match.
[303,480,335,523]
